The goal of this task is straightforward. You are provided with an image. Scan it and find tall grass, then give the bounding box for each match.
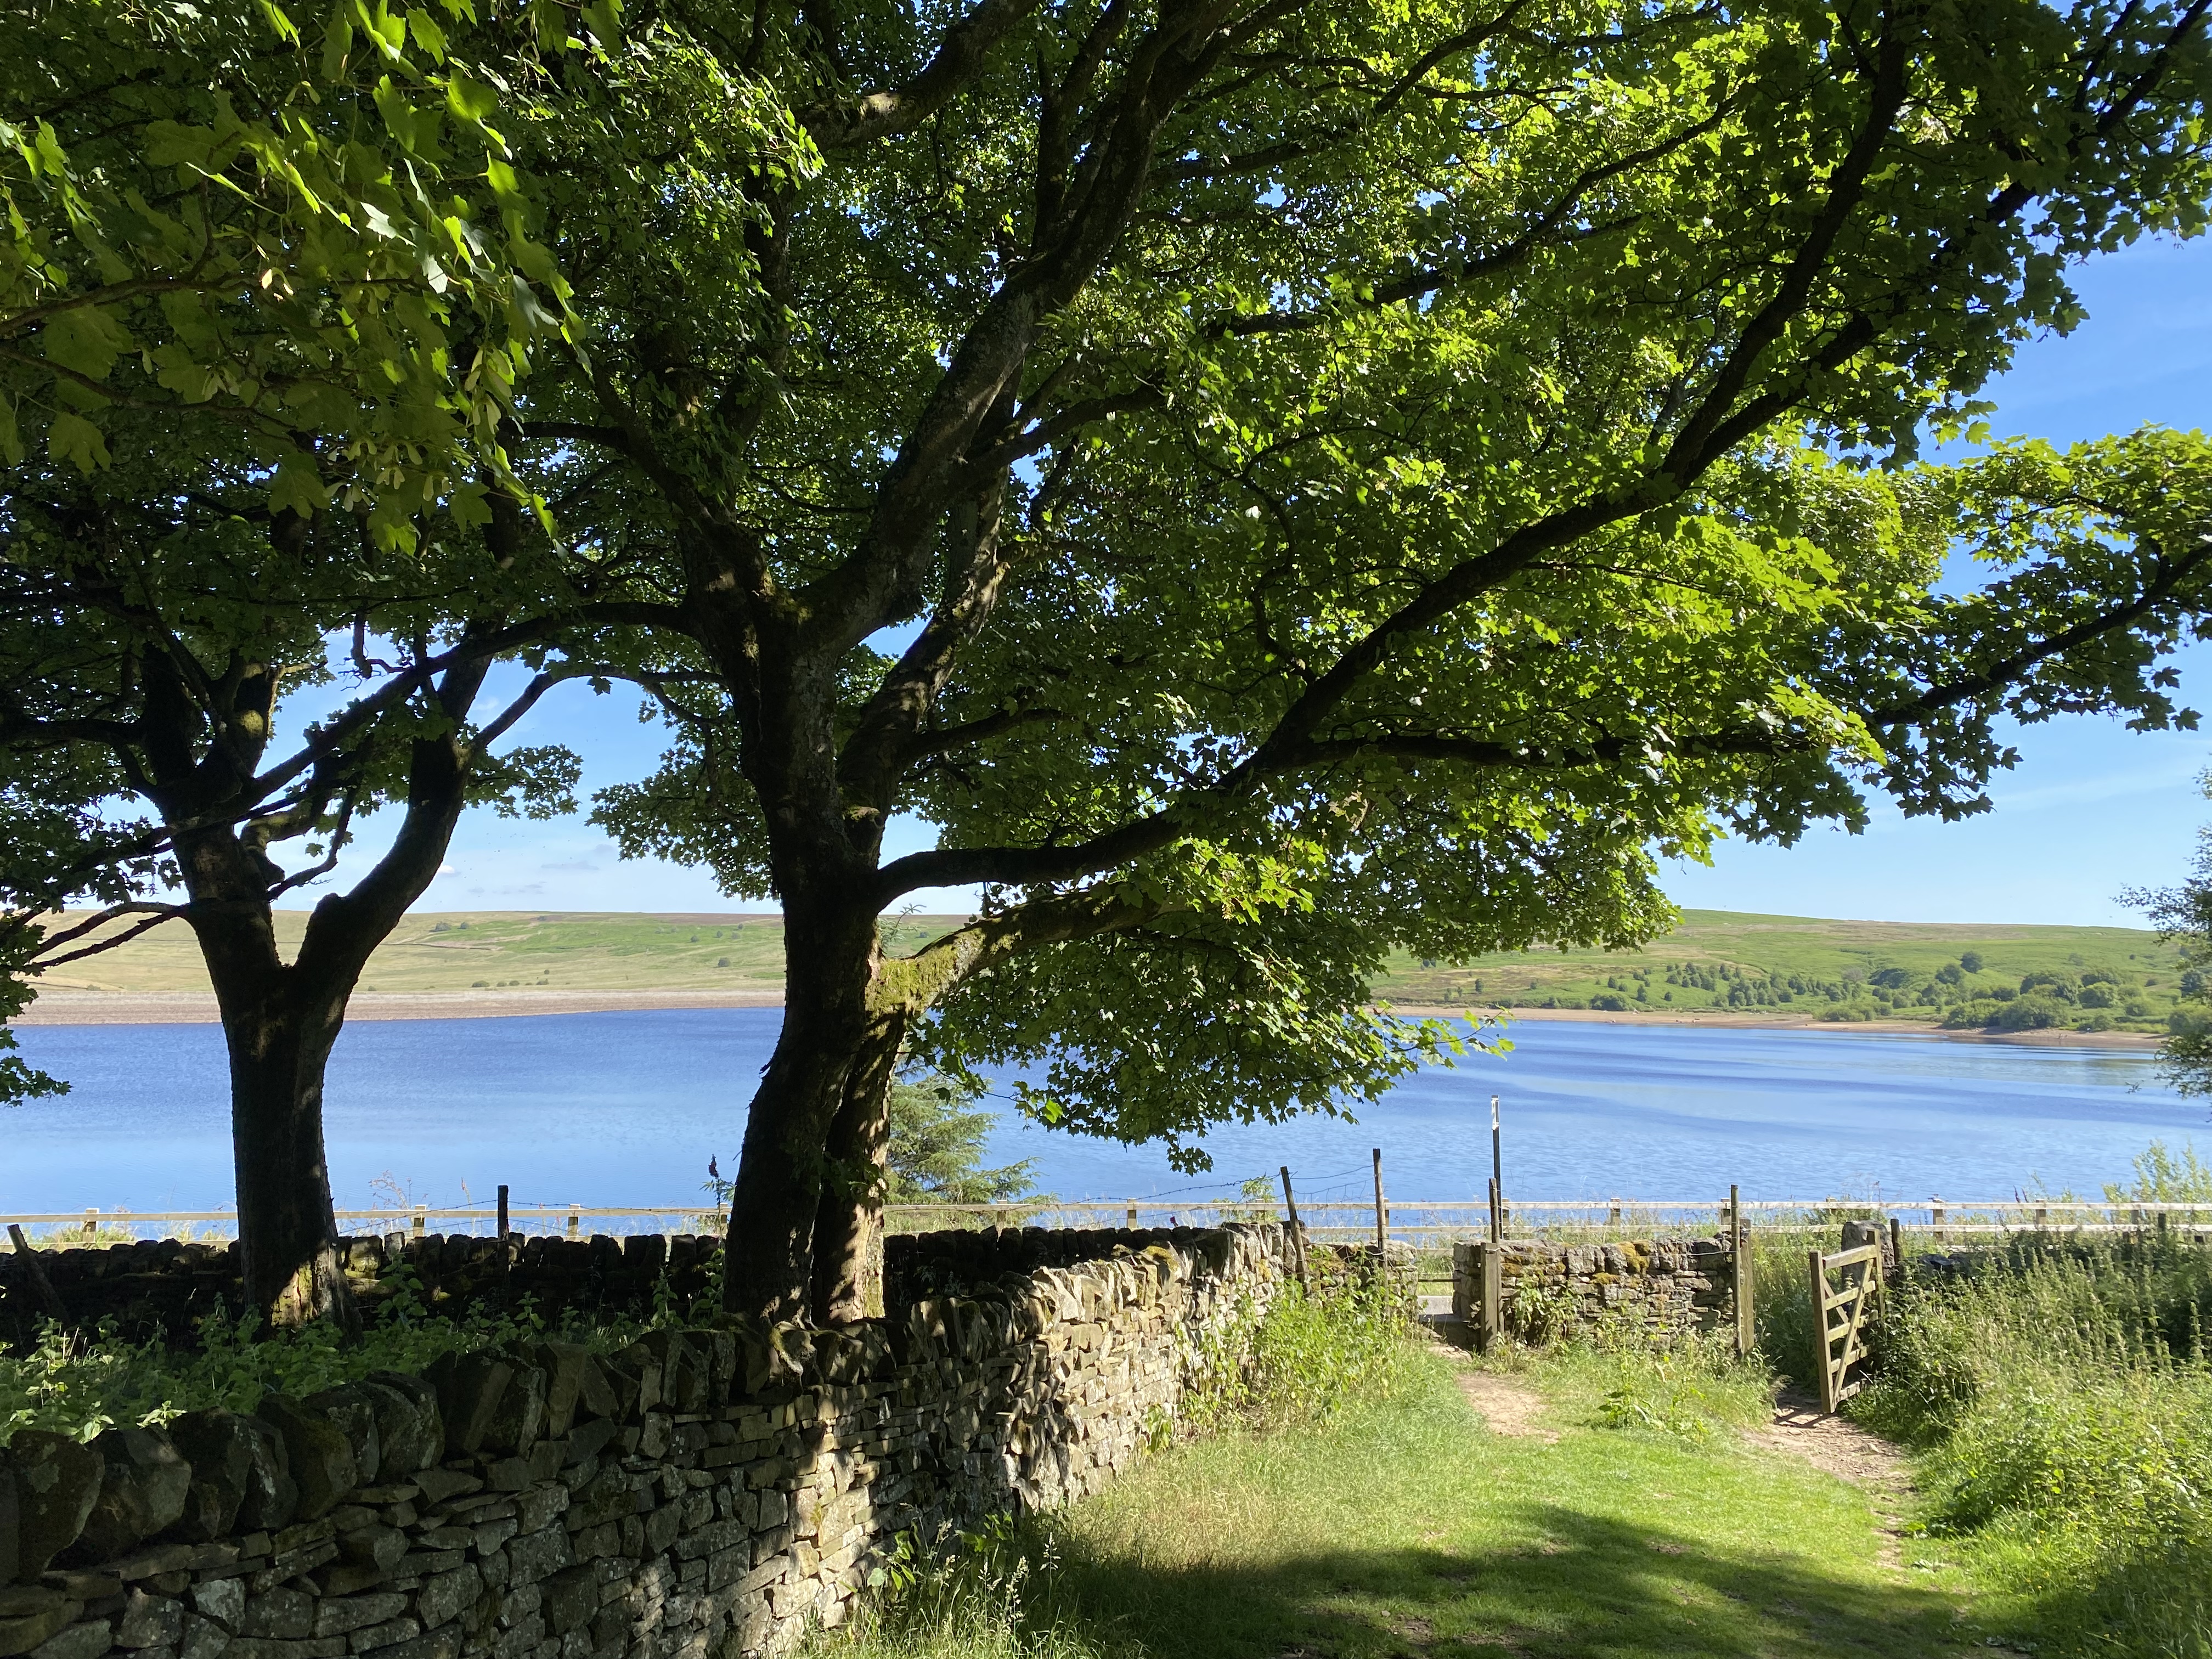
[808,1265,1419,1659]
[1854,1235,2212,1656]
[1178,1265,1412,1435]
[822,1519,1130,1659]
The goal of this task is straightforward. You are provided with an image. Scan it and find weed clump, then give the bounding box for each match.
[817,1517,1124,1659]
[1496,1311,1775,1441]
[1,1264,641,1445]
[1181,1257,1414,1434]
[1857,1234,2212,1654]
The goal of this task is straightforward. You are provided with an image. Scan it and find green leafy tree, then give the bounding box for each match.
[1,0,580,528]
[883,1075,1036,1205]
[2128,772,2212,1093]
[0,417,628,1330]
[22,0,2212,1328]
[2104,1139,2212,1203]
[0,0,678,1328]
[504,0,2212,1322]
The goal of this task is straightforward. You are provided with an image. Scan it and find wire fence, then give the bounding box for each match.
[7,1195,2211,1247]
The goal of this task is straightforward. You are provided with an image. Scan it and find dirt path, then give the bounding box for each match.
[1747,1391,1917,1567]
[1453,1369,1560,1444]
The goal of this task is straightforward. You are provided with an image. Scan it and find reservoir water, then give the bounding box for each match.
[2,1011,2204,1218]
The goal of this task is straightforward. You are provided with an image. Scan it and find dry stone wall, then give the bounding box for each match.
[0,1224,1294,1659]
[0,1234,733,1353]
[1451,1237,1734,1342]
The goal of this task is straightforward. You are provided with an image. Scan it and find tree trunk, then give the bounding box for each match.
[222,984,359,1335]
[809,1009,906,1324]
[158,653,492,1335]
[721,893,884,1321]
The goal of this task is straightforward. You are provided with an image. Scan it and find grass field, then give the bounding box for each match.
[814,1344,1980,1659]
[31,910,961,995]
[33,906,2190,1032]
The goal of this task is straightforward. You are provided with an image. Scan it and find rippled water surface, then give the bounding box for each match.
[2,1010,2201,1216]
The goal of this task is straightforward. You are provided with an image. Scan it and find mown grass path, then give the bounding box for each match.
[1051,1348,1978,1659]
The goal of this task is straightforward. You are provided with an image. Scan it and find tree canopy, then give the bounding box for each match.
[467,0,2212,1316]
[9,0,2212,1324]
[883,1074,1036,1205]
[2130,771,2212,1092]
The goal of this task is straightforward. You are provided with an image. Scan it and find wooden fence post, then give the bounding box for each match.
[1931,1197,1945,1244]
[566,1207,580,1239]
[1126,1200,1138,1231]
[1372,1149,1387,1251]
[1279,1166,1308,1288]
[1476,1240,1503,1351]
[1731,1184,1753,1361]
[497,1184,510,1240]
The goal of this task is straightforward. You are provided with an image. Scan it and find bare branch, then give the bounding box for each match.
[27,901,189,968]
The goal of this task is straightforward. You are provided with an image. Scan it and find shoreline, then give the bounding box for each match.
[14,989,785,1025]
[15,989,2164,1048]
[1393,1002,2164,1050]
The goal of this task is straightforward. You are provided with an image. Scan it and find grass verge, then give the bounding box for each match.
[1854,1234,2212,1656]
[815,1334,1973,1659]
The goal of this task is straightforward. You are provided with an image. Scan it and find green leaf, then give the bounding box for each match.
[270,452,331,517]
[258,1,302,43]
[41,304,127,382]
[445,73,498,124]
[447,479,492,528]
[146,121,218,170]
[404,6,447,60]
[46,410,111,472]
[320,3,354,80]
[579,0,620,45]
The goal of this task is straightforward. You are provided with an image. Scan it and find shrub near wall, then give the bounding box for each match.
[0,1234,733,1354]
[0,1224,1294,1659]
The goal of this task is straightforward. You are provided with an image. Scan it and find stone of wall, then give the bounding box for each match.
[0,1223,1292,1659]
[1450,1237,1734,1342]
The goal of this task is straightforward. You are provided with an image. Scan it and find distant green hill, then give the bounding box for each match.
[33,910,960,996]
[1374,910,2190,1034]
[35,905,2190,1036]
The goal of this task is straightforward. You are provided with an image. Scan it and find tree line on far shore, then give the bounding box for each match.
[1502,954,2181,1032]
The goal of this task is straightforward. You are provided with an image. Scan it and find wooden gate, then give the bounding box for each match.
[1808,1239,1883,1411]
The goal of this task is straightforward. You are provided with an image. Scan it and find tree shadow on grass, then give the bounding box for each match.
[1049,1502,1968,1659]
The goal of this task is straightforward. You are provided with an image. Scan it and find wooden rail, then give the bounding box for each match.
[7,1196,2210,1242]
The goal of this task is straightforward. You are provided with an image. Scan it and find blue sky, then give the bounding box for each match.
[397,234,2212,928]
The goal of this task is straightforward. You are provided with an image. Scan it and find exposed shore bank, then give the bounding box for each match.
[14,988,783,1024]
[1396,1002,2164,1051]
[16,988,2164,1048]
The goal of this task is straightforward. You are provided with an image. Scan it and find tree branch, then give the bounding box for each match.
[26,902,189,969]
[804,0,1046,148]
